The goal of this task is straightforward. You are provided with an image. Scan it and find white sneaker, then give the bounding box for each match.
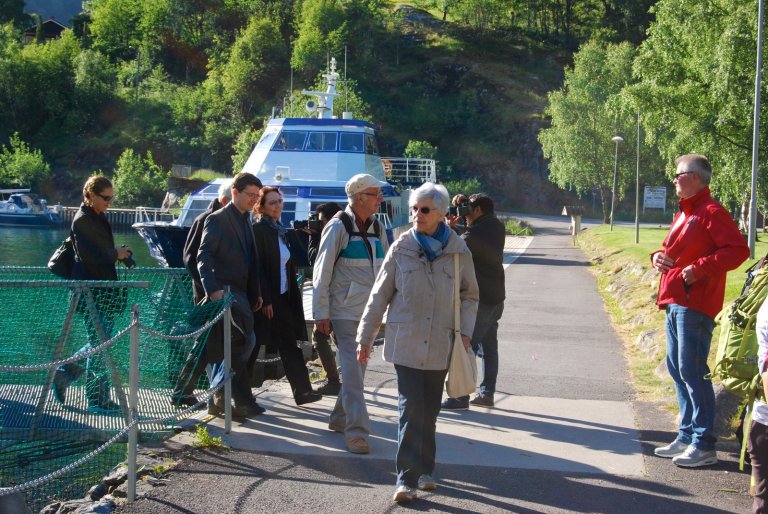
[672,446,718,468]
[417,474,436,491]
[393,485,417,502]
[654,439,689,458]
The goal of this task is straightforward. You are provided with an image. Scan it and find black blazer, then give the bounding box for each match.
[183,199,222,303]
[198,202,261,304]
[252,218,307,341]
[71,204,118,281]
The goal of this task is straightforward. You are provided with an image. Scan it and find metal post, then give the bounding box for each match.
[610,136,624,230]
[223,286,232,434]
[749,0,765,258]
[127,304,140,503]
[635,114,641,244]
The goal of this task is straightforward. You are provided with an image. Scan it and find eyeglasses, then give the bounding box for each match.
[240,191,259,200]
[674,171,697,180]
[359,192,382,198]
[411,206,434,214]
[96,193,114,202]
[266,199,283,206]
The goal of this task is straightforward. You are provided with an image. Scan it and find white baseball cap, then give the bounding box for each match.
[345,174,387,197]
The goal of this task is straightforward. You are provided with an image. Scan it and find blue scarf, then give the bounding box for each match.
[412,222,450,262]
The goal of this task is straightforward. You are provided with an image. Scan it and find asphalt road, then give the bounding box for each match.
[115,215,752,514]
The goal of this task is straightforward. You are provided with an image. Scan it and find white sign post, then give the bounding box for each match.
[644,186,667,213]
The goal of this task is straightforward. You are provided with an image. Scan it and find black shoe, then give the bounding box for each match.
[171,394,202,409]
[295,391,322,406]
[469,394,494,408]
[236,402,266,417]
[52,364,83,404]
[314,380,340,396]
[441,397,469,410]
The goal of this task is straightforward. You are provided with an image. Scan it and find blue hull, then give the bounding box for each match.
[0,213,65,227]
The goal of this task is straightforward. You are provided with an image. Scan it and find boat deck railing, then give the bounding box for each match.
[381,157,437,185]
[60,206,176,230]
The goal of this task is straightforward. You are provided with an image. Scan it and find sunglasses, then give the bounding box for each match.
[674,171,697,180]
[411,206,434,214]
[96,193,114,202]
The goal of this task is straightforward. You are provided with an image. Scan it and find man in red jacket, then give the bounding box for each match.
[651,154,749,467]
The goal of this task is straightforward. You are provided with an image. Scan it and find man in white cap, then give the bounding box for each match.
[313,173,389,454]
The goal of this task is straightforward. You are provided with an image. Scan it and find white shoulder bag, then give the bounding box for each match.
[445,253,477,398]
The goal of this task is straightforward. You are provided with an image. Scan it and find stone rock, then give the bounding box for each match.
[56,499,89,514]
[654,359,669,380]
[111,479,154,499]
[636,329,662,358]
[102,465,128,486]
[86,483,109,501]
[642,268,658,281]
[72,497,115,514]
[39,502,61,514]
[714,384,744,438]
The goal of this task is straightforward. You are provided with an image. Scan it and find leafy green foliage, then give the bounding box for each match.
[404,140,437,159]
[441,177,482,198]
[0,133,51,189]
[111,149,170,207]
[192,425,227,449]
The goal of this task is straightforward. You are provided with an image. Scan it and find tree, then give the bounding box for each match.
[0,0,28,30]
[291,0,346,79]
[404,140,437,159]
[232,126,264,173]
[629,0,762,212]
[220,16,288,119]
[539,40,638,223]
[0,132,51,189]
[111,149,170,207]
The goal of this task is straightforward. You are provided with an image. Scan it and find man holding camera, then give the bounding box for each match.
[306,202,343,395]
[443,193,506,410]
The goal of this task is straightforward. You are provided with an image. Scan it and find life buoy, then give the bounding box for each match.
[382,159,392,178]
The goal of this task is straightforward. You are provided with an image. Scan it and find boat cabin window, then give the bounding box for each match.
[339,133,364,153]
[277,187,298,196]
[273,131,308,151]
[280,201,297,225]
[181,199,212,225]
[365,134,379,155]
[256,128,279,150]
[306,132,338,151]
[309,187,347,198]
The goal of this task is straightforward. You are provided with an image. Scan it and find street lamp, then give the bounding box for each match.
[610,135,624,231]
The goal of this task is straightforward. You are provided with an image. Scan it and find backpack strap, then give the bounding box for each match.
[333,211,382,263]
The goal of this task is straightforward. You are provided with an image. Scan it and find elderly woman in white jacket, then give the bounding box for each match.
[356,182,479,503]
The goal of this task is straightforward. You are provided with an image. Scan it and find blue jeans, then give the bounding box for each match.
[395,364,447,488]
[665,304,716,450]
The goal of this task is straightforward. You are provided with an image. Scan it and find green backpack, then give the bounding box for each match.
[711,255,768,468]
[712,257,767,402]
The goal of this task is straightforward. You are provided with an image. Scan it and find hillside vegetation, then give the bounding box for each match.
[0,0,654,208]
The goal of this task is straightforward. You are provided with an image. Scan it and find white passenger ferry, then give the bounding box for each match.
[134,58,435,267]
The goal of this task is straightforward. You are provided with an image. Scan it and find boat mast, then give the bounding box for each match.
[301,58,340,119]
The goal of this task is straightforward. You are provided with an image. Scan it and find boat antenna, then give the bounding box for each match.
[344,46,348,113]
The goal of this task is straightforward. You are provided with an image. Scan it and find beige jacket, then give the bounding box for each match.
[357,228,479,370]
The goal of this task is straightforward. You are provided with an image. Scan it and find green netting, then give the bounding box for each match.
[0,267,232,512]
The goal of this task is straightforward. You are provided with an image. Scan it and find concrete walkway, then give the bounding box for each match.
[116,216,752,514]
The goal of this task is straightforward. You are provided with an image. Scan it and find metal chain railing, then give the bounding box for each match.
[0,295,238,501]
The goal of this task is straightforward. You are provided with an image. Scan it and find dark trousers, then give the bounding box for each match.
[395,364,448,488]
[273,293,312,397]
[749,420,768,514]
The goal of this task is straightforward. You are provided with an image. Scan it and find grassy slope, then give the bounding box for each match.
[579,224,763,404]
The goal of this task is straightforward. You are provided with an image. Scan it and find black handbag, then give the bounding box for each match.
[48,234,75,278]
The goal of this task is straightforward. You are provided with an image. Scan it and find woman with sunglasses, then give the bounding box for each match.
[251,186,322,406]
[355,182,479,502]
[52,176,133,413]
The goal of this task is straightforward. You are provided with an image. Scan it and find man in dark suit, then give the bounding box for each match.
[198,172,265,417]
[170,180,235,408]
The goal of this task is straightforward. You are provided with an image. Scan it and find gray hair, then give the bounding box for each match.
[675,154,712,186]
[409,182,450,215]
[218,180,233,201]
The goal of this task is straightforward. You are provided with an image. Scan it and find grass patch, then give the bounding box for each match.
[579,223,764,404]
[502,217,534,236]
[190,169,229,182]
